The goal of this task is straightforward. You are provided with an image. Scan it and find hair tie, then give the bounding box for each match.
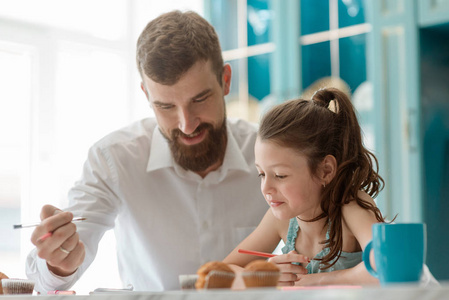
[328,99,338,113]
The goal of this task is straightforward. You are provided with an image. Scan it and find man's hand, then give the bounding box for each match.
[30,205,85,276]
[268,250,309,286]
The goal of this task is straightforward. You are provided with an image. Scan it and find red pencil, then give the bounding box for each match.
[238,249,277,258]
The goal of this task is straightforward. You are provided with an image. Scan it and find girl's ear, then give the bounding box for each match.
[321,155,337,186]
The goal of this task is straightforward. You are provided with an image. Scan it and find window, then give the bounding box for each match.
[0,41,33,275]
[300,0,369,92]
[208,0,373,147]
[0,0,202,294]
[300,0,374,149]
[208,0,274,123]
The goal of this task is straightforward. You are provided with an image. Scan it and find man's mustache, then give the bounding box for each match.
[171,123,213,139]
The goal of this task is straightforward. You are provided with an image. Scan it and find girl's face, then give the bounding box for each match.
[255,138,324,220]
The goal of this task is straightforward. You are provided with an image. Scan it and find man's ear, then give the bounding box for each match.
[222,64,232,96]
[141,82,149,99]
[321,155,337,185]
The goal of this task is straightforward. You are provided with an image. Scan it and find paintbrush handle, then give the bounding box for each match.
[13,217,86,229]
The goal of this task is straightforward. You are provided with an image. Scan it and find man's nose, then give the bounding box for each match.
[178,107,199,135]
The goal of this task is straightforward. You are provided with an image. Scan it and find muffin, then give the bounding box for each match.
[1,278,35,295]
[242,259,280,288]
[0,272,8,294]
[195,261,235,289]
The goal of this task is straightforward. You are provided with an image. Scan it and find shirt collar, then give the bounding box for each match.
[146,127,173,172]
[146,122,251,177]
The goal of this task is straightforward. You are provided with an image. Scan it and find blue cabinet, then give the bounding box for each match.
[365,0,421,222]
[418,0,449,27]
[366,0,449,280]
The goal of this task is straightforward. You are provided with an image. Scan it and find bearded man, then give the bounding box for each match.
[26,10,266,293]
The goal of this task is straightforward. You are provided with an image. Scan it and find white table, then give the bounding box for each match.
[1,283,447,300]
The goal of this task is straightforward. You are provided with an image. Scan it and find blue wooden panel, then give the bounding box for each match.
[365,0,422,222]
[338,0,365,28]
[271,0,301,100]
[248,53,271,100]
[418,0,449,27]
[420,24,449,280]
[247,0,272,46]
[301,41,331,91]
[207,0,239,51]
[300,0,329,35]
[339,33,367,92]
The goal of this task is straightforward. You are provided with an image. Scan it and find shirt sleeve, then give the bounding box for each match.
[26,249,79,293]
[26,144,120,293]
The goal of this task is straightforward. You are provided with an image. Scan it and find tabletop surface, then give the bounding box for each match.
[1,283,448,300]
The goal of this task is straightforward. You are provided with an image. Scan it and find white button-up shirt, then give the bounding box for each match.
[26,118,268,293]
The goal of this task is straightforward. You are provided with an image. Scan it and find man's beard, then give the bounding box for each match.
[162,121,227,172]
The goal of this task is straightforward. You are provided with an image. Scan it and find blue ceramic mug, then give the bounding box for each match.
[363,223,426,285]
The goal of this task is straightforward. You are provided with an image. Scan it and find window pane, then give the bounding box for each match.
[0,45,32,277]
[226,58,244,118]
[338,0,365,28]
[225,58,262,123]
[300,0,329,35]
[54,42,129,205]
[0,0,127,40]
[248,53,271,101]
[339,33,367,92]
[301,41,331,90]
[247,0,272,46]
[209,0,239,51]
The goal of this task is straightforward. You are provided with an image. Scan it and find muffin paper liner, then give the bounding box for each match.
[242,271,280,287]
[179,274,198,290]
[1,279,35,295]
[204,270,235,289]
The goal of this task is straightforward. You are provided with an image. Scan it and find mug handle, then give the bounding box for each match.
[363,240,378,278]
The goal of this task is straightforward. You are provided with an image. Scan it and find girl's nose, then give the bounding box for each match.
[261,178,274,195]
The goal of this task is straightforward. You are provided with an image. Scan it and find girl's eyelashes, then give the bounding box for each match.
[257,172,287,179]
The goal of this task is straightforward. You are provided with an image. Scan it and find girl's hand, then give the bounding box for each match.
[295,272,324,286]
[268,250,310,286]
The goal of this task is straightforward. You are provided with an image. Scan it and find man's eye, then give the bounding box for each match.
[157,105,173,110]
[194,96,207,103]
[275,175,287,179]
[258,173,265,178]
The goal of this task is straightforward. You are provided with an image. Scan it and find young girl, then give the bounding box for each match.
[224,87,387,286]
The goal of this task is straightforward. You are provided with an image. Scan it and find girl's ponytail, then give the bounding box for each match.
[259,87,386,270]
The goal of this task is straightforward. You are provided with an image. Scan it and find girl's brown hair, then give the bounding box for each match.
[258,87,386,269]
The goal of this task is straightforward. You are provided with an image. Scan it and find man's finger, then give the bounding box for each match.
[40,204,62,220]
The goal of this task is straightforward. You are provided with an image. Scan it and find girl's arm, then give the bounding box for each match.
[224,208,281,289]
[295,191,381,286]
[223,209,283,267]
[295,262,378,286]
[224,209,309,287]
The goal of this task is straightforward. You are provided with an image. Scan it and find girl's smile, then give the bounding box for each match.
[255,138,323,220]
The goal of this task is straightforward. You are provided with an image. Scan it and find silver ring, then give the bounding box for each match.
[59,246,71,255]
